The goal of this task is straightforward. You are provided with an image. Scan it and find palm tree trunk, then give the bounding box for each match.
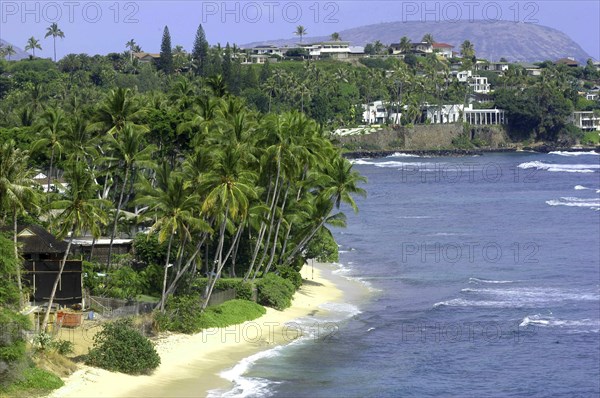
[282,218,327,267]
[158,233,207,310]
[264,185,289,275]
[106,166,129,269]
[41,223,76,332]
[12,209,24,309]
[159,233,174,312]
[47,146,55,193]
[202,206,229,311]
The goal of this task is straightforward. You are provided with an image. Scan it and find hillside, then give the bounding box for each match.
[1,39,29,61]
[243,20,592,64]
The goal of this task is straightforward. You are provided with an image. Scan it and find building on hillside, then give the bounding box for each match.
[247,54,278,64]
[300,41,352,59]
[362,100,401,124]
[132,52,160,63]
[71,237,133,263]
[422,104,464,124]
[475,60,509,73]
[432,42,454,58]
[10,224,83,306]
[251,45,284,57]
[470,75,491,94]
[454,70,472,82]
[570,111,600,131]
[412,42,433,54]
[33,171,68,193]
[555,57,579,67]
[463,104,506,125]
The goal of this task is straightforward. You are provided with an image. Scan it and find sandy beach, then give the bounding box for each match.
[47,263,346,398]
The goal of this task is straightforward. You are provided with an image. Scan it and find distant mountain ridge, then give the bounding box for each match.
[0,39,30,61]
[243,20,592,64]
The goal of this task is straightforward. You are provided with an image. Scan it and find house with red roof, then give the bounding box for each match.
[432,42,454,58]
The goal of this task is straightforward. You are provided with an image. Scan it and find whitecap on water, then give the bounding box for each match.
[468,277,515,284]
[386,152,421,158]
[518,161,599,173]
[549,151,599,157]
[546,196,600,210]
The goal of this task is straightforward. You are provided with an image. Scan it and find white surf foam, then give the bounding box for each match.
[549,151,599,157]
[209,346,287,398]
[319,302,362,317]
[574,185,590,190]
[468,277,515,284]
[546,197,600,210]
[519,314,600,332]
[436,287,599,309]
[518,161,599,173]
[386,152,421,158]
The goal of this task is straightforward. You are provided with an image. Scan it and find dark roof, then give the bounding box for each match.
[15,224,68,254]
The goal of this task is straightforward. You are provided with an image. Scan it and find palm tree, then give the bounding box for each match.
[137,164,207,311]
[320,157,367,212]
[330,32,341,41]
[94,88,145,135]
[373,40,385,55]
[125,39,137,62]
[0,141,39,309]
[41,163,108,331]
[4,45,16,61]
[105,123,156,269]
[45,22,65,62]
[422,33,434,45]
[399,36,412,54]
[294,25,308,42]
[199,145,257,310]
[25,37,42,58]
[33,108,68,192]
[461,40,475,59]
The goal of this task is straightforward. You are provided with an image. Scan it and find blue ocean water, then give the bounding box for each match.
[222,151,600,397]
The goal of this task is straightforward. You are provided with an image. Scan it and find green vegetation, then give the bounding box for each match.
[86,319,160,375]
[155,297,265,333]
[0,366,64,396]
[256,273,296,310]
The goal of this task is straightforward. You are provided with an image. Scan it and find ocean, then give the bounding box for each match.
[214,151,600,397]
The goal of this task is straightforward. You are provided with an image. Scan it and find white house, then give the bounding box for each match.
[463,104,506,125]
[571,111,600,131]
[454,70,472,82]
[251,45,284,57]
[362,101,401,124]
[300,41,351,59]
[470,75,491,94]
[432,42,454,58]
[423,104,464,124]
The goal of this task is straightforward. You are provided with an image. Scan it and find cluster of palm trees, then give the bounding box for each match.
[0,23,63,61]
[0,79,366,331]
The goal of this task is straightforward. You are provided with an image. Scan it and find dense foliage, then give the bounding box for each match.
[155,297,265,333]
[86,319,161,375]
[256,273,296,310]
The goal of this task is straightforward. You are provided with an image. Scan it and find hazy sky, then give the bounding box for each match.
[1,1,599,60]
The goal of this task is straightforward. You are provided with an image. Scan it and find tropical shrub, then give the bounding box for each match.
[154,295,203,334]
[256,273,295,310]
[86,319,160,375]
[277,265,303,289]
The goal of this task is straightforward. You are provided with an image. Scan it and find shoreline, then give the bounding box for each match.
[47,263,357,398]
